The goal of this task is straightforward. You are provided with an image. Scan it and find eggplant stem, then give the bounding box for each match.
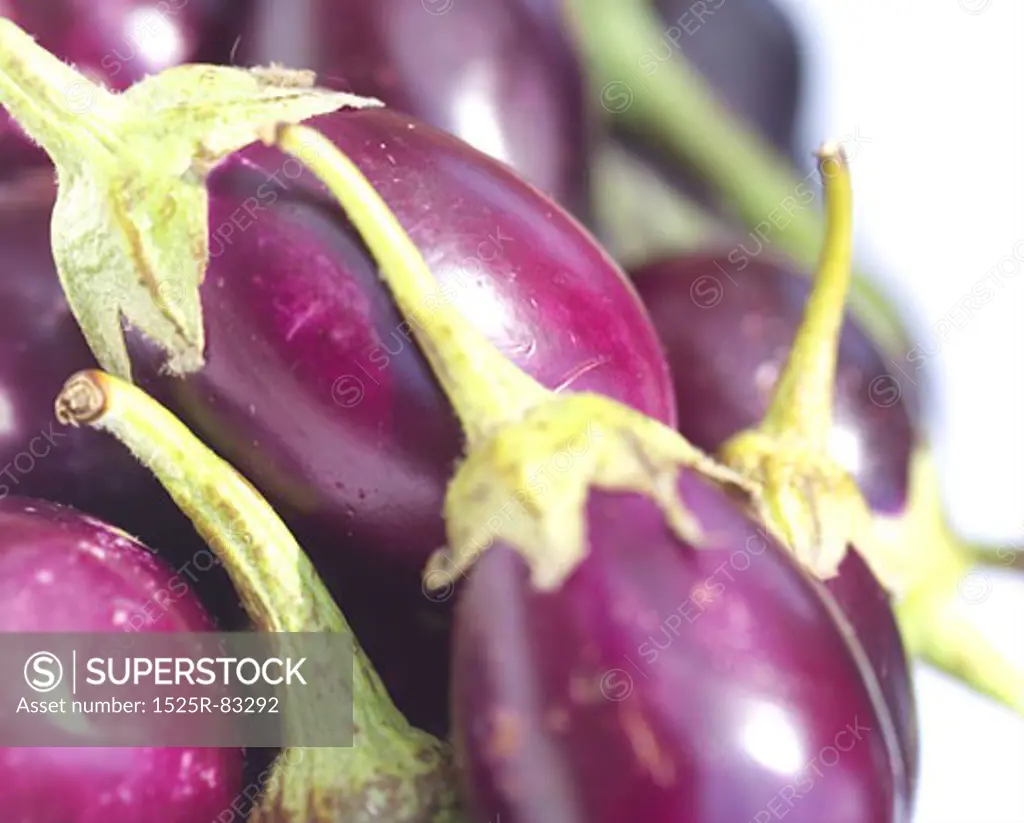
[268,123,551,448]
[965,543,1024,571]
[0,18,122,161]
[566,0,909,359]
[759,144,853,451]
[898,588,1024,717]
[54,369,462,823]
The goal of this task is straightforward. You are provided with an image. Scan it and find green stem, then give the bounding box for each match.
[568,0,909,358]
[268,123,550,447]
[54,369,461,823]
[592,137,729,263]
[966,542,1024,571]
[759,145,852,451]
[0,18,122,161]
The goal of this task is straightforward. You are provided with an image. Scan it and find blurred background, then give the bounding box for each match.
[776,1,1024,820]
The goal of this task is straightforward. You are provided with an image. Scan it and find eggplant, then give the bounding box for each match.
[237,0,594,216]
[0,0,233,175]
[453,473,910,823]
[132,107,674,576]
[631,252,929,788]
[606,0,806,223]
[232,126,913,822]
[0,497,243,823]
[123,107,673,732]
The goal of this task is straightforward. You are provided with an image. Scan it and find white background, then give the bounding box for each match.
[775,0,1024,819]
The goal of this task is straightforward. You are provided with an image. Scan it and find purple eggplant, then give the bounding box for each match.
[453,473,911,823]
[126,106,673,732]
[133,106,674,577]
[0,497,243,823]
[237,0,594,216]
[0,0,233,175]
[226,124,911,823]
[631,251,920,792]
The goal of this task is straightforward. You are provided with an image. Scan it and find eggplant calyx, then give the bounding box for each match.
[424,392,753,593]
[716,143,889,584]
[55,370,463,823]
[255,739,461,823]
[719,428,890,586]
[874,447,1024,717]
[0,18,381,381]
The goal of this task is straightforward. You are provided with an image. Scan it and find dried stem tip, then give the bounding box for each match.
[55,370,109,427]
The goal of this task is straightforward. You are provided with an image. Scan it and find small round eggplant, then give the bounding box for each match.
[0,497,242,823]
[452,471,911,823]
[0,0,228,175]
[632,251,923,790]
[237,0,594,216]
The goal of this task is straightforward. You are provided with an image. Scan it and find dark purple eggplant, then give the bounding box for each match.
[0,497,243,823]
[133,107,674,577]
[0,0,233,175]
[632,252,926,778]
[124,107,673,732]
[453,474,909,823]
[237,0,594,216]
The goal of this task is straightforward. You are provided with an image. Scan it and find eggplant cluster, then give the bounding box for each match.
[0,1,1017,822]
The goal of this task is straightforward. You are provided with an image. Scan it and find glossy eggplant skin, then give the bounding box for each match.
[631,252,919,795]
[129,107,672,733]
[0,498,242,823]
[136,106,675,574]
[453,471,911,823]
[238,0,593,217]
[0,0,229,175]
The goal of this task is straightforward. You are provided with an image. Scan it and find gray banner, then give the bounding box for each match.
[1,632,353,747]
